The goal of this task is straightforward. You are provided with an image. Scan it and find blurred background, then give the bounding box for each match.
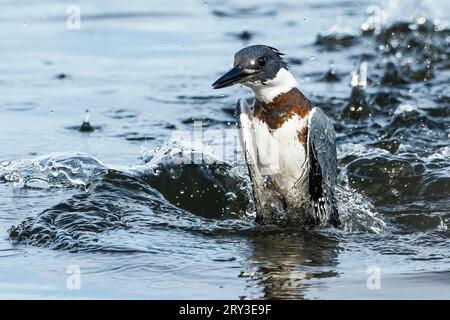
[0,0,449,299]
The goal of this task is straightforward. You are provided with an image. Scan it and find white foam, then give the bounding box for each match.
[394,103,416,115]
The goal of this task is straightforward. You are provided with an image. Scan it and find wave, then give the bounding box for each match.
[3,139,387,251]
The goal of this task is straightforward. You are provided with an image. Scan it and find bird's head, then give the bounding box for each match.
[212,45,296,103]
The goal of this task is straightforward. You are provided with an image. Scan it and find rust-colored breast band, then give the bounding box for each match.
[254,88,311,129]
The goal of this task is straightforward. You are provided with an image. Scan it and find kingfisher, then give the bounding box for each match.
[212,45,339,227]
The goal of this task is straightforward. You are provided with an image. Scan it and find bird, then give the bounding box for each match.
[212,45,339,227]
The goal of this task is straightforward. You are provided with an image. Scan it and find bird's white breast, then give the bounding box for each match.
[240,112,309,199]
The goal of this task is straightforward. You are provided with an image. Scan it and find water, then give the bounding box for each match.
[0,0,449,299]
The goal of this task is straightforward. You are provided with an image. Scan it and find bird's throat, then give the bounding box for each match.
[246,68,298,104]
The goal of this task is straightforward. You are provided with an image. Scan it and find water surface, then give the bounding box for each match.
[0,0,449,299]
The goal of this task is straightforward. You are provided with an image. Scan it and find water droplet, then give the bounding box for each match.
[416,16,426,25]
[361,22,370,31]
[51,167,59,177]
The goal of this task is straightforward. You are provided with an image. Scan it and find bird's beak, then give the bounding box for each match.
[212,66,255,89]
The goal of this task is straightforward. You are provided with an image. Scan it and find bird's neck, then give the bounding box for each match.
[247,67,298,104]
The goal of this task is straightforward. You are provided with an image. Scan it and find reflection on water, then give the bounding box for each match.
[243,230,340,299]
[0,0,449,299]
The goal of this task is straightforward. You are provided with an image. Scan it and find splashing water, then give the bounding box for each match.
[1,0,449,299]
[351,61,368,88]
[362,0,450,32]
[0,153,106,190]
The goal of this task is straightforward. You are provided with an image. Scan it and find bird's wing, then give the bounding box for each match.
[236,99,256,175]
[307,107,339,225]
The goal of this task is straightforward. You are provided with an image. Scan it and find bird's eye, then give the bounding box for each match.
[258,56,267,66]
